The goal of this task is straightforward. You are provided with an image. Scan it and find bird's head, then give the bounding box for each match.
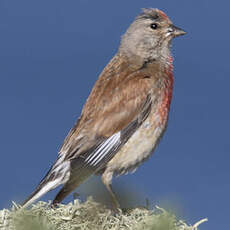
[119,8,186,65]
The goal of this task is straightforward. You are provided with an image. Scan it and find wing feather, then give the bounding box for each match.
[68,94,152,173]
[58,55,155,176]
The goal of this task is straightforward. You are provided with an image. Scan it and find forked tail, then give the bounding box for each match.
[22,155,70,208]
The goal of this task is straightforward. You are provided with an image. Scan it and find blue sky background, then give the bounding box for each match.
[0,1,229,229]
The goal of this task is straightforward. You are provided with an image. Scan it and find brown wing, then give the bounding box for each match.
[59,54,155,170]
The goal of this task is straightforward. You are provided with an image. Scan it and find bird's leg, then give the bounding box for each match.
[106,183,120,210]
[101,171,120,211]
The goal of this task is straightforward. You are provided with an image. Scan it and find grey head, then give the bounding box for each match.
[119,8,186,65]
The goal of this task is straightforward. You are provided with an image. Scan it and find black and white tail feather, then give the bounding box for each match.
[22,154,71,207]
[22,95,152,208]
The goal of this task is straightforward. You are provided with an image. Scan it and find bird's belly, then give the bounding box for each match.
[106,110,167,175]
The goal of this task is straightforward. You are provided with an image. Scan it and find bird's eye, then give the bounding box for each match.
[150,23,158,30]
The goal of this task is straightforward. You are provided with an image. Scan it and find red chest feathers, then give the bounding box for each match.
[157,66,174,123]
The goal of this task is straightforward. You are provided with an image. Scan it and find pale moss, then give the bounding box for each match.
[0,198,207,230]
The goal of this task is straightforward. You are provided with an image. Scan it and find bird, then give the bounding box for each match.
[22,8,186,210]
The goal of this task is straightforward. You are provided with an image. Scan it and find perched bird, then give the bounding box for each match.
[22,8,186,209]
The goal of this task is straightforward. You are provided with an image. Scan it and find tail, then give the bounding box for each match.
[22,155,70,208]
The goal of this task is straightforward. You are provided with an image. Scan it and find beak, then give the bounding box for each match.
[168,25,186,37]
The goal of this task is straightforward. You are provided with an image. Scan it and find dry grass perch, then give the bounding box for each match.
[0,198,207,230]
